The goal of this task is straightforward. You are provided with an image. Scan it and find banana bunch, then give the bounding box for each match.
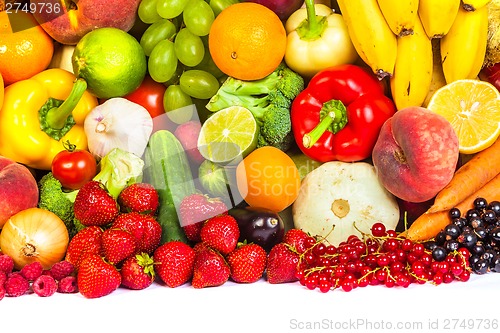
[337,0,491,110]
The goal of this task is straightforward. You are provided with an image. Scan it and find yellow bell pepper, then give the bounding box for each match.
[0,68,98,170]
[284,0,358,79]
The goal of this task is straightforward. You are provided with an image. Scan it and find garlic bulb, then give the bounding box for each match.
[84,98,153,159]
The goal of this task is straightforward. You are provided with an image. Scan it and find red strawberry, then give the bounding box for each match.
[74,181,119,227]
[65,226,104,270]
[179,193,228,242]
[77,254,121,298]
[117,183,159,216]
[266,243,304,284]
[102,228,138,265]
[112,212,162,254]
[153,241,195,288]
[283,228,309,254]
[200,215,240,255]
[227,243,267,283]
[192,247,230,289]
[120,253,156,290]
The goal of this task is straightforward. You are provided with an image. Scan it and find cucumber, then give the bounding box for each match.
[143,130,196,244]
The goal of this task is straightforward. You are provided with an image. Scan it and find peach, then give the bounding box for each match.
[0,156,39,228]
[32,0,141,45]
[372,106,459,203]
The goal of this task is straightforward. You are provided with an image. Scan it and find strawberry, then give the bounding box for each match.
[77,254,121,298]
[101,228,138,265]
[283,228,309,254]
[179,193,228,242]
[200,215,240,255]
[266,243,304,284]
[65,226,104,270]
[120,253,156,290]
[117,183,159,216]
[227,243,267,283]
[73,181,119,227]
[112,212,162,254]
[153,241,195,288]
[191,247,230,289]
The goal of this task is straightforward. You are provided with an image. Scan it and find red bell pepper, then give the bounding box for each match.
[291,64,396,162]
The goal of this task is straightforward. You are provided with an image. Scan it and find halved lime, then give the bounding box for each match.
[197,106,258,164]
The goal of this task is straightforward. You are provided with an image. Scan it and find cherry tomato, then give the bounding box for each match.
[52,143,97,190]
[124,75,167,118]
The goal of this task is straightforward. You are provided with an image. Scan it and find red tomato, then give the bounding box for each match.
[52,147,97,190]
[124,75,167,118]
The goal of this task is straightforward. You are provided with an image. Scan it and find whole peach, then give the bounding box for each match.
[372,106,459,203]
[32,0,141,45]
[0,156,39,228]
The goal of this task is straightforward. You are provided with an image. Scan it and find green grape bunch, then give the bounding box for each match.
[136,0,238,113]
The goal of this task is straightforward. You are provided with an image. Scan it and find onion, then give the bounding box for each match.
[0,208,69,270]
[84,98,153,160]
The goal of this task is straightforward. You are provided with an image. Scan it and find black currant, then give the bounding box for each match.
[473,259,489,274]
[475,227,488,240]
[471,242,485,256]
[487,201,500,216]
[466,209,481,222]
[482,209,497,224]
[432,246,447,262]
[457,231,477,249]
[453,217,468,230]
[444,239,459,252]
[490,254,500,272]
[469,217,484,229]
[490,226,500,242]
[444,224,461,240]
[449,207,461,219]
[473,197,488,211]
[435,231,446,245]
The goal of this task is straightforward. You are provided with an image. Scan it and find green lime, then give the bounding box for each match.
[72,27,147,99]
[197,106,258,164]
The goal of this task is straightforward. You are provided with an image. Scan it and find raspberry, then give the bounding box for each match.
[0,287,5,300]
[20,261,44,281]
[0,254,14,274]
[32,275,58,297]
[4,273,30,297]
[0,270,6,286]
[57,276,78,294]
[49,261,75,281]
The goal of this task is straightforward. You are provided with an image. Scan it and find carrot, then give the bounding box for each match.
[428,138,500,213]
[405,172,500,241]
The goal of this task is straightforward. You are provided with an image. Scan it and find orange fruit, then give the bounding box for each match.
[0,72,3,108]
[208,2,286,81]
[0,11,54,85]
[236,146,301,212]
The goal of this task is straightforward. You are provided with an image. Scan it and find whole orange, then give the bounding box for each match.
[0,72,3,108]
[236,146,301,212]
[208,2,287,81]
[0,11,54,85]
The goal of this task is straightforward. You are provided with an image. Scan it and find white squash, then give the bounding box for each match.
[292,161,400,246]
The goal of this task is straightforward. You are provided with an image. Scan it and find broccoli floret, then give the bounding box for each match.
[37,173,82,239]
[206,63,304,151]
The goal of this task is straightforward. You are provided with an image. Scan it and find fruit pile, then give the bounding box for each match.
[2,0,500,301]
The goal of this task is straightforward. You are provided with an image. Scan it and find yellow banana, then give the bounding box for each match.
[418,0,461,38]
[423,39,447,107]
[440,5,489,83]
[462,0,492,11]
[390,17,433,110]
[337,0,397,79]
[377,0,420,37]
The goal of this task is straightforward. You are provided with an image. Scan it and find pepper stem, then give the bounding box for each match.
[296,0,327,40]
[302,99,348,149]
[46,79,87,130]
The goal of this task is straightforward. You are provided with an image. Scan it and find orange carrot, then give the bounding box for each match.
[405,172,500,241]
[428,138,500,213]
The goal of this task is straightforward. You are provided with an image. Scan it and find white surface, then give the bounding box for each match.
[2,273,500,333]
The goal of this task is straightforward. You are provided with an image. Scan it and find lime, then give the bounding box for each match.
[197,106,258,164]
[72,27,147,99]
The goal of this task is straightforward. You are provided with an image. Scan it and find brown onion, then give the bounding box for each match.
[0,208,69,270]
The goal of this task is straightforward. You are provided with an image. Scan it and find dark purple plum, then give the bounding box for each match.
[228,206,285,252]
